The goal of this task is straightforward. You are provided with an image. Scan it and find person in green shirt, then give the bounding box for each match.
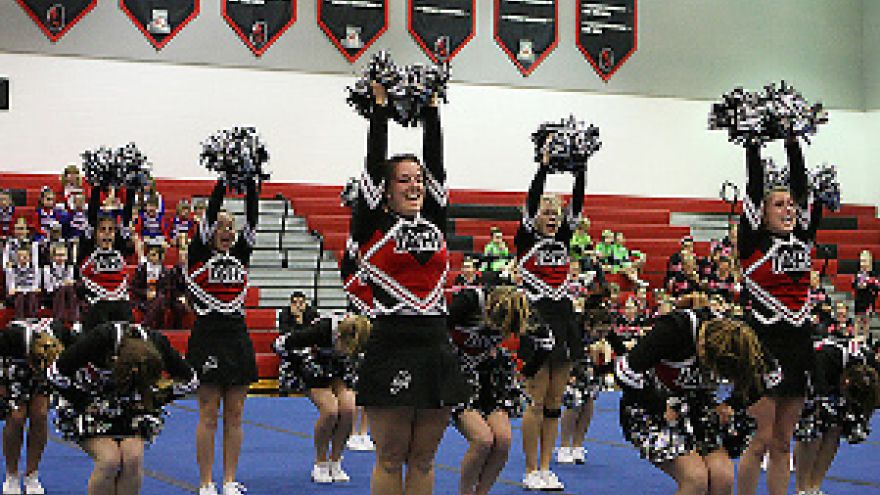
[482,227,510,273]
[569,217,593,263]
[594,230,616,272]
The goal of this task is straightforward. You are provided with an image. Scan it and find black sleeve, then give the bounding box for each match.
[231,181,258,264]
[0,330,25,359]
[55,325,112,376]
[366,106,389,182]
[277,320,332,352]
[206,180,225,227]
[570,169,586,222]
[615,316,686,412]
[739,144,764,258]
[448,289,481,329]
[744,144,764,208]
[525,168,549,219]
[421,106,447,228]
[245,179,258,231]
[121,187,135,228]
[786,140,808,208]
[277,308,292,333]
[131,265,147,302]
[148,331,194,381]
[87,186,102,229]
[351,107,390,243]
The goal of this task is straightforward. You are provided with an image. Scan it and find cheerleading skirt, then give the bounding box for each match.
[452,349,526,418]
[83,300,132,333]
[795,393,872,444]
[532,298,582,364]
[0,362,50,420]
[562,357,602,409]
[749,317,814,398]
[278,352,356,394]
[356,315,470,409]
[54,397,167,443]
[186,313,258,387]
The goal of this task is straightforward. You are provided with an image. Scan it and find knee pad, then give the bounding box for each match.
[543,407,561,419]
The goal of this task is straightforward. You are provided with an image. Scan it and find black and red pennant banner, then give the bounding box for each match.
[577,0,637,81]
[408,0,475,63]
[494,0,558,76]
[14,0,97,42]
[318,0,388,63]
[120,0,200,50]
[223,0,296,57]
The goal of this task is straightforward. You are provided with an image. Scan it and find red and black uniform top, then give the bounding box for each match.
[705,272,737,302]
[515,166,585,302]
[739,141,823,328]
[808,287,833,328]
[185,180,257,317]
[348,105,448,316]
[852,270,880,314]
[77,186,135,305]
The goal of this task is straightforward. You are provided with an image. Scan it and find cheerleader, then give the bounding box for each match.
[51,321,196,495]
[808,271,833,331]
[0,319,66,495]
[736,137,829,495]
[448,286,528,495]
[79,185,136,331]
[516,148,586,491]
[852,250,878,337]
[41,243,79,326]
[185,176,259,495]
[793,336,880,495]
[349,83,469,495]
[273,313,370,483]
[5,244,41,320]
[616,311,774,495]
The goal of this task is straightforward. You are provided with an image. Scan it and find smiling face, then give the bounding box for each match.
[535,195,562,236]
[386,159,424,217]
[764,189,796,234]
[212,212,235,252]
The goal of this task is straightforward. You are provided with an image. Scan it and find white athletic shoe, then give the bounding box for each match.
[311,462,334,484]
[761,453,768,471]
[222,481,246,495]
[2,475,21,495]
[555,447,574,464]
[361,435,375,450]
[329,461,350,482]
[522,471,546,491]
[198,483,218,495]
[346,434,363,450]
[790,454,796,472]
[571,446,587,464]
[21,473,43,495]
[540,470,565,491]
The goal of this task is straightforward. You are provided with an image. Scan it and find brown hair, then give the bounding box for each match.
[112,337,164,410]
[701,319,768,400]
[842,364,880,417]
[485,286,530,337]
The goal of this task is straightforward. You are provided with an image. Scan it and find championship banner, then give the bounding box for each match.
[222,0,296,57]
[317,0,388,63]
[408,0,475,63]
[576,0,636,81]
[120,0,200,50]
[494,0,558,76]
[14,0,97,42]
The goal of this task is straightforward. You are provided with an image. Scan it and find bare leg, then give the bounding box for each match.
[404,408,451,495]
[367,407,414,495]
[455,410,494,495]
[308,388,339,463]
[657,452,710,495]
[3,406,27,476]
[474,411,512,495]
[559,406,577,448]
[221,386,248,484]
[117,438,145,495]
[794,439,819,493]
[809,427,842,491]
[737,397,776,495]
[82,437,122,495]
[330,381,356,462]
[196,385,222,487]
[522,366,550,474]
[572,397,595,449]
[704,449,734,495]
[540,361,572,471]
[766,397,804,495]
[24,395,48,476]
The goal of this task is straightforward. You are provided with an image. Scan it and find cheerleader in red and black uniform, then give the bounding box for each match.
[616,310,775,495]
[808,271,833,331]
[78,185,135,332]
[185,177,258,495]
[852,250,879,337]
[349,83,468,495]
[516,157,586,491]
[736,138,829,495]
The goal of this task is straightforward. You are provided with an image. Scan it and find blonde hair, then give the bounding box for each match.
[701,319,768,400]
[337,315,372,356]
[539,194,562,215]
[485,286,530,337]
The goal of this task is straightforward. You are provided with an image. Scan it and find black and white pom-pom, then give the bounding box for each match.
[82,146,124,188]
[763,81,828,144]
[340,176,360,208]
[115,142,152,192]
[708,87,771,147]
[200,127,271,194]
[810,162,841,212]
[347,51,450,127]
[532,115,601,173]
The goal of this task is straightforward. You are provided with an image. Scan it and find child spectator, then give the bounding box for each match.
[613,298,647,349]
[134,196,165,259]
[705,256,737,302]
[165,200,193,248]
[853,250,878,336]
[136,178,164,216]
[38,220,66,267]
[481,226,510,273]
[60,164,85,209]
[132,240,188,329]
[827,301,856,338]
[668,252,701,297]
[665,235,695,286]
[64,192,88,240]
[808,270,833,329]
[3,218,35,269]
[5,243,41,318]
[632,283,651,318]
[42,242,79,324]
[595,229,616,271]
[453,256,482,287]
[34,187,66,241]
[0,189,15,244]
[569,217,593,263]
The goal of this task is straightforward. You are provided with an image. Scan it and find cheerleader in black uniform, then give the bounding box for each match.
[0,319,66,495]
[616,311,773,495]
[185,177,259,495]
[350,83,468,495]
[793,335,880,495]
[448,286,528,495]
[516,151,586,491]
[852,250,879,337]
[736,138,829,495]
[50,322,196,495]
[272,313,370,484]
[79,185,136,332]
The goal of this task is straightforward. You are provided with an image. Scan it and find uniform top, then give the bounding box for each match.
[77,186,135,305]
[0,319,72,360]
[812,336,877,397]
[739,141,823,328]
[348,105,448,317]
[515,166,585,302]
[185,179,257,317]
[42,263,75,293]
[447,287,504,358]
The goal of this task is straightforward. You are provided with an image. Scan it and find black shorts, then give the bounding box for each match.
[751,318,814,398]
[533,298,581,364]
[187,314,258,387]
[356,315,470,409]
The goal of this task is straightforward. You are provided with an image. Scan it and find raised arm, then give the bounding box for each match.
[121,187,135,228]
[365,86,390,186]
[206,179,225,226]
[525,167,549,219]
[786,139,808,208]
[87,186,103,229]
[245,178,259,231]
[570,169,586,219]
[744,144,764,209]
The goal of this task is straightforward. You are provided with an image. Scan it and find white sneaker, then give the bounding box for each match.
[311,462,333,484]
[540,470,564,491]
[761,453,768,471]
[346,434,363,450]
[21,473,42,495]
[555,447,574,464]
[360,435,375,451]
[2,475,21,495]
[222,482,247,495]
[522,471,546,491]
[790,454,796,472]
[198,482,218,495]
[329,461,350,482]
[571,446,587,464]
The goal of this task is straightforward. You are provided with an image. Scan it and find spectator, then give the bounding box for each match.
[853,250,878,337]
[453,256,482,287]
[0,189,15,244]
[665,235,695,286]
[165,200,193,248]
[705,256,737,302]
[60,164,85,209]
[34,186,66,242]
[569,217,593,263]
[42,242,78,325]
[827,301,856,338]
[668,252,700,297]
[5,242,40,319]
[595,229,616,271]
[133,240,189,329]
[279,291,318,333]
[808,270,833,329]
[482,226,510,273]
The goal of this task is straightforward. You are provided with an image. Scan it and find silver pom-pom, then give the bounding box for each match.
[532,115,601,173]
[340,176,360,208]
[116,143,152,192]
[809,163,841,212]
[200,127,271,194]
[82,146,123,188]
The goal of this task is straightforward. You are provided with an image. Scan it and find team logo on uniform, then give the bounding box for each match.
[576,0,637,81]
[208,256,245,284]
[47,4,65,32]
[389,369,412,395]
[202,356,219,374]
[93,251,124,273]
[534,242,567,267]
[771,239,811,274]
[394,222,442,255]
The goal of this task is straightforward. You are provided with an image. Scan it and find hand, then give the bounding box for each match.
[664,405,678,423]
[371,82,388,107]
[716,403,733,425]
[147,288,156,300]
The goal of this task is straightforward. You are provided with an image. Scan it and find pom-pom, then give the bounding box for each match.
[346,51,450,127]
[340,176,360,208]
[199,127,271,194]
[531,115,601,173]
[810,163,841,212]
[82,146,123,188]
[709,81,828,146]
[116,143,152,192]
